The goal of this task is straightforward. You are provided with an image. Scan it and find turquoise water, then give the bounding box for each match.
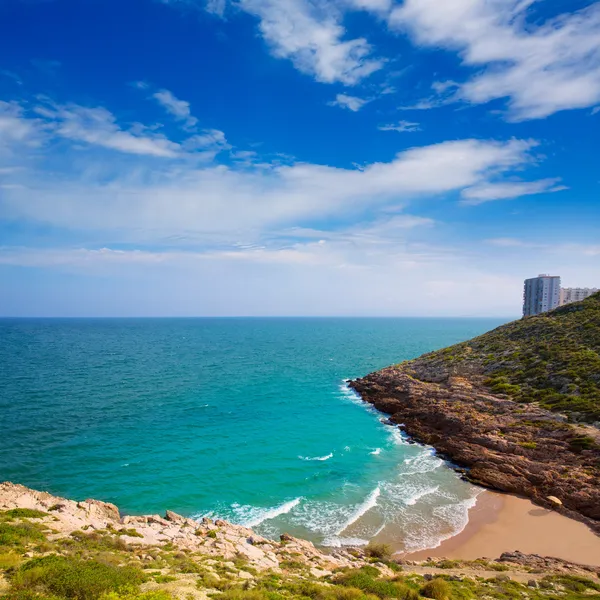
[0,317,508,552]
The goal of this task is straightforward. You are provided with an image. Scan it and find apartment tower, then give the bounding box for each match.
[523,275,561,316]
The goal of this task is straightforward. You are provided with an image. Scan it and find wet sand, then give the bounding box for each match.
[402,491,600,567]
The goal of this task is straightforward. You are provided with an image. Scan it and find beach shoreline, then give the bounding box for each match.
[400,490,600,567]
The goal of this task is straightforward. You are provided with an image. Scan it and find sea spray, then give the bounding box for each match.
[299,453,333,461]
[241,498,303,528]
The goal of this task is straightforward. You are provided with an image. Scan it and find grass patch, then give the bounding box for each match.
[8,554,146,600]
[0,522,46,548]
[1,509,48,521]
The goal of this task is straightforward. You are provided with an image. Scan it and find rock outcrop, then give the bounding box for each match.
[350,369,600,534]
[0,482,377,575]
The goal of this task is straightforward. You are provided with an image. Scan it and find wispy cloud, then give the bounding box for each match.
[390,0,600,120]
[0,100,553,243]
[378,120,420,132]
[225,0,384,84]
[461,179,567,205]
[328,93,370,111]
[152,88,198,130]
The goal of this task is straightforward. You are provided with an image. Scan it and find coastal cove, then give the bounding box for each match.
[1,317,508,554]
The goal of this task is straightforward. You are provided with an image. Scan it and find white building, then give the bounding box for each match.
[523,275,561,316]
[560,287,599,306]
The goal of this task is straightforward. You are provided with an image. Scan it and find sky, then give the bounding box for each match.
[0,0,599,317]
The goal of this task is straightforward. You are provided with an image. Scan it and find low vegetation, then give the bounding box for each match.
[2,509,600,600]
[410,292,600,423]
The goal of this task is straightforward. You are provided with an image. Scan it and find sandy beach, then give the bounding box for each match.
[403,491,600,567]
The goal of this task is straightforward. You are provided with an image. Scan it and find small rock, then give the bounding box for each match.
[165,510,186,524]
[547,496,562,507]
[280,533,294,542]
[527,580,539,588]
[24,552,34,558]
[238,571,254,580]
[424,574,433,581]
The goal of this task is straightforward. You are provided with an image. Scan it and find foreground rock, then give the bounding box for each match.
[0,482,374,574]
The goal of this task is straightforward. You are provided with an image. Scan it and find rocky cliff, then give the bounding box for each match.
[350,293,600,533]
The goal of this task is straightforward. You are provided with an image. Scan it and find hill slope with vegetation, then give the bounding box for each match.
[418,291,600,423]
[350,293,600,531]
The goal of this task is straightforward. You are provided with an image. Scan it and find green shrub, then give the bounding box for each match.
[1,509,48,521]
[213,589,270,600]
[364,542,392,561]
[0,552,22,569]
[152,575,176,583]
[101,592,172,600]
[420,578,451,600]
[0,522,45,547]
[9,555,145,600]
[206,530,217,539]
[334,569,409,599]
[568,436,597,453]
[544,574,600,592]
[518,441,537,450]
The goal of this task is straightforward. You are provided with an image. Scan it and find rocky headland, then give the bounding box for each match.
[350,293,600,533]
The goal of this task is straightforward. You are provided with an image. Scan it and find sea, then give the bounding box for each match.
[0,317,509,553]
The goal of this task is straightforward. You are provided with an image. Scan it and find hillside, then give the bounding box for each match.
[2,483,600,600]
[350,293,600,531]
[411,291,600,423]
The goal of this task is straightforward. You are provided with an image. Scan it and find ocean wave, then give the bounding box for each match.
[299,453,333,461]
[399,449,443,476]
[401,491,483,553]
[322,536,369,547]
[336,486,381,535]
[405,485,440,506]
[238,497,302,528]
[389,427,409,446]
[370,448,381,455]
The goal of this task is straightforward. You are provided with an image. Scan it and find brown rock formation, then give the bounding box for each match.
[349,369,600,534]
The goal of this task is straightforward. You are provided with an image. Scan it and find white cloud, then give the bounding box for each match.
[378,120,420,132]
[390,0,600,120]
[0,123,547,240]
[461,178,567,205]
[328,93,370,111]
[35,102,182,158]
[152,89,198,130]
[205,0,227,16]
[238,0,384,84]
[0,101,44,150]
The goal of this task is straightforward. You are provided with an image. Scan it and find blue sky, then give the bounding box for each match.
[0,0,598,316]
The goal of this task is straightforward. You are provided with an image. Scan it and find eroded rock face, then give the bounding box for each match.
[350,369,600,534]
[0,482,378,575]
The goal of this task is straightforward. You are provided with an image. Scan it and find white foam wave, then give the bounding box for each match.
[389,427,409,446]
[405,485,440,506]
[336,486,380,535]
[299,453,333,461]
[400,450,443,476]
[370,448,381,455]
[240,497,302,528]
[322,536,369,547]
[400,491,483,553]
